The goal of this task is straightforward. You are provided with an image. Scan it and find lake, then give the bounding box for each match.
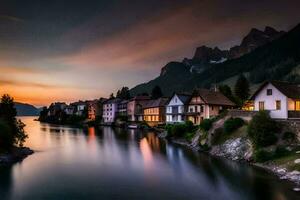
[0,116,298,199]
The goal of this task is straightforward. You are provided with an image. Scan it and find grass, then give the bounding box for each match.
[212,125,248,145]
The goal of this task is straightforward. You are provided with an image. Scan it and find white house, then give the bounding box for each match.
[251,81,300,119]
[166,93,191,124]
[102,98,122,123]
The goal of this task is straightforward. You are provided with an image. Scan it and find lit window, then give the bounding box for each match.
[276,100,281,110]
[295,101,300,111]
[267,89,272,96]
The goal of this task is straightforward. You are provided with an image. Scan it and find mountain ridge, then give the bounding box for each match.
[130,24,299,96]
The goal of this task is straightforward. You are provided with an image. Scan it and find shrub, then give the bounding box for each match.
[282,131,297,142]
[274,146,290,158]
[211,127,224,145]
[200,119,213,131]
[166,121,196,138]
[224,118,244,134]
[184,132,195,141]
[253,149,273,163]
[248,111,279,148]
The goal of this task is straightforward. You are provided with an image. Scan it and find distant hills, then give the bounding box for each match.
[130,24,300,96]
[15,102,40,116]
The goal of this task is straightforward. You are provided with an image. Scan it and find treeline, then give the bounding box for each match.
[0,94,28,151]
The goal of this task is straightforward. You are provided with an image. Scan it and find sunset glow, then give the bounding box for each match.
[1,0,300,106]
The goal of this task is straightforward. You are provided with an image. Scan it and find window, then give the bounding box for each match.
[296,101,300,111]
[267,89,272,96]
[276,100,281,110]
[259,101,265,110]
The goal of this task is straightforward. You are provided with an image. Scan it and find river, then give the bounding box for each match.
[0,116,298,199]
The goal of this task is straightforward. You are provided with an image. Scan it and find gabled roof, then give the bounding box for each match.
[192,89,235,106]
[167,92,191,105]
[251,81,300,99]
[103,98,122,104]
[143,97,169,109]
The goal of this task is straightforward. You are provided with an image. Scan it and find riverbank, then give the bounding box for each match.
[0,147,34,165]
[157,128,300,190]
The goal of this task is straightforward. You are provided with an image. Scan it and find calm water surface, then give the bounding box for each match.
[0,117,299,200]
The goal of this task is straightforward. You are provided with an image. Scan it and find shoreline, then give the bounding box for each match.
[156,130,300,190]
[0,147,34,166]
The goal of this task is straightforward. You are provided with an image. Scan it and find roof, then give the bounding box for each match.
[250,81,300,100]
[103,98,122,104]
[167,92,191,105]
[192,89,235,106]
[129,96,151,101]
[143,97,169,109]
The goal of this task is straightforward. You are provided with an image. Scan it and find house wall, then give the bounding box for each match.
[254,83,288,119]
[143,107,165,126]
[103,103,118,123]
[166,94,185,124]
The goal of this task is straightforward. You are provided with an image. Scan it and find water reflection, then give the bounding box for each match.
[0,117,298,200]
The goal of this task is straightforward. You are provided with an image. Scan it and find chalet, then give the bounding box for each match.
[102,98,122,123]
[127,96,151,122]
[186,89,235,125]
[166,93,191,124]
[143,97,169,126]
[250,81,300,119]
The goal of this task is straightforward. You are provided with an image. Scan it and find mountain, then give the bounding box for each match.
[15,102,39,116]
[130,24,299,96]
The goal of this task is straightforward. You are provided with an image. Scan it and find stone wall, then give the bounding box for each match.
[228,110,258,122]
[277,120,300,140]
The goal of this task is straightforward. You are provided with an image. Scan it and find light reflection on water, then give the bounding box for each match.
[0,116,298,200]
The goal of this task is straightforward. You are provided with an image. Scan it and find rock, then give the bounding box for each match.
[277,168,287,174]
[296,151,300,154]
[210,137,252,161]
[294,159,300,164]
[293,188,300,192]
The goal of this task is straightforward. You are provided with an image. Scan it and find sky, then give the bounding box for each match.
[0,0,300,107]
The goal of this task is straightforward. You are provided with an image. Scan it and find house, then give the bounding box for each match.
[87,100,99,120]
[186,89,235,125]
[117,100,128,117]
[127,96,151,122]
[250,81,300,119]
[71,101,87,116]
[166,93,191,124]
[48,102,67,116]
[143,97,169,126]
[102,98,122,123]
[64,105,75,115]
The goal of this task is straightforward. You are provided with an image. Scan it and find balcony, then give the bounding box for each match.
[288,111,300,119]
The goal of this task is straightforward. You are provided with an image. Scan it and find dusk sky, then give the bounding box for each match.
[1,0,300,106]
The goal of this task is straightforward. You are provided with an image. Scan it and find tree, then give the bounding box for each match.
[151,85,163,99]
[109,93,115,99]
[0,94,28,148]
[248,111,279,148]
[116,87,131,100]
[234,74,250,103]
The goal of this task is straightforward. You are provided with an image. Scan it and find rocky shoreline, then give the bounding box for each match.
[0,147,34,165]
[157,131,300,190]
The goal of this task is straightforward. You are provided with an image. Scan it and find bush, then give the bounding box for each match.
[199,119,213,131]
[224,118,244,134]
[211,127,224,145]
[248,111,279,148]
[166,121,196,138]
[274,146,290,158]
[184,132,195,141]
[282,131,297,142]
[254,149,273,163]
